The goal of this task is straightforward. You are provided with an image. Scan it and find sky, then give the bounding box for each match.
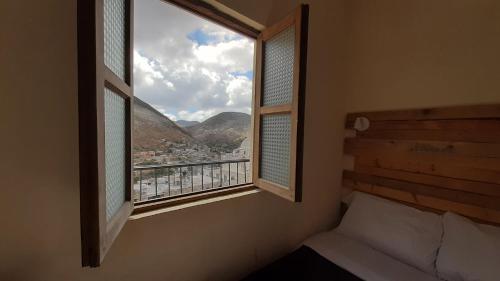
[134,0,255,122]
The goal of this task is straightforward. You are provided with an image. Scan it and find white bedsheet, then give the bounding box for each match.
[304,230,440,281]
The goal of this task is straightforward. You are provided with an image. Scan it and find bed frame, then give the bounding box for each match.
[342,104,500,225]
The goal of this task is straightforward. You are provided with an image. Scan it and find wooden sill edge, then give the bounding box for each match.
[129,185,260,220]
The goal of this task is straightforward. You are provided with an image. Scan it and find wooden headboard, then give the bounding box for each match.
[342,104,500,225]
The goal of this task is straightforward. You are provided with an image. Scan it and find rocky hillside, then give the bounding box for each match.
[187,112,251,152]
[175,120,200,127]
[133,97,193,151]
[133,98,251,153]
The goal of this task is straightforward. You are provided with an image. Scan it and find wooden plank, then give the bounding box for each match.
[203,0,265,31]
[261,7,295,41]
[96,0,108,267]
[78,0,99,267]
[287,5,306,202]
[345,140,500,172]
[294,4,309,203]
[342,179,500,225]
[125,0,133,86]
[131,188,261,220]
[288,25,298,200]
[260,104,292,115]
[347,119,500,131]
[354,164,500,197]
[256,178,294,201]
[343,171,500,210]
[345,104,500,124]
[251,35,262,189]
[356,129,500,143]
[345,170,500,209]
[356,155,500,185]
[343,178,439,209]
[345,138,500,159]
[165,0,260,38]
[104,201,133,254]
[126,0,134,204]
[104,68,132,98]
[341,186,500,226]
[341,182,443,214]
[133,184,256,215]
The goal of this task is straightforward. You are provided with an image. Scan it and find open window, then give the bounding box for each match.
[78,0,134,267]
[78,0,308,267]
[252,5,309,202]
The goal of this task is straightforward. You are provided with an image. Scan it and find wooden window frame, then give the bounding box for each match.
[127,2,308,207]
[252,5,309,202]
[127,0,263,212]
[164,0,261,39]
[78,0,134,267]
[78,0,308,267]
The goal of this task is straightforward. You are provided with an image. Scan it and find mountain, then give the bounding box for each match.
[133,97,193,151]
[133,97,251,153]
[187,112,251,152]
[176,120,200,127]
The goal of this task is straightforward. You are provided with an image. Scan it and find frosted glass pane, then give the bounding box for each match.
[104,0,126,80]
[262,26,295,106]
[260,114,291,188]
[105,88,126,221]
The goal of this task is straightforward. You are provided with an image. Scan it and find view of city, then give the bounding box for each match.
[133,0,254,201]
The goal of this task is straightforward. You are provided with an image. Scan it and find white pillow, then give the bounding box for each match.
[335,192,443,275]
[436,212,500,281]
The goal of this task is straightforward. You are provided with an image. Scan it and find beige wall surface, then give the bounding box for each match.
[1,0,500,280]
[344,0,500,112]
[0,0,346,280]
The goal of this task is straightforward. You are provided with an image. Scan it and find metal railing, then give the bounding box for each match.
[133,159,251,202]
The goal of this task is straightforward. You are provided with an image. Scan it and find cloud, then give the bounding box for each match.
[133,0,254,122]
[226,76,252,107]
[178,109,217,122]
[134,50,164,86]
[193,39,254,72]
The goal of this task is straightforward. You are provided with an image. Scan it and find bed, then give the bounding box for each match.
[242,104,500,281]
[243,231,440,281]
[243,192,442,281]
[243,191,500,281]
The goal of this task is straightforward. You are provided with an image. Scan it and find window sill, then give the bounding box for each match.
[129,184,260,220]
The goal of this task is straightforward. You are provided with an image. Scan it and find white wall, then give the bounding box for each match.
[2,0,499,280]
[344,0,500,112]
[0,1,347,280]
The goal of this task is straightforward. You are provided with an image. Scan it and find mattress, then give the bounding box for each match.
[304,230,440,281]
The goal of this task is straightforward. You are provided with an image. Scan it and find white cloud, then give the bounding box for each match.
[193,39,254,72]
[133,0,254,121]
[225,76,252,107]
[164,81,175,90]
[164,113,177,121]
[134,50,164,86]
[178,109,216,122]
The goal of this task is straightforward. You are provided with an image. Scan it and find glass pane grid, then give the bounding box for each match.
[262,26,295,106]
[260,114,291,188]
[105,88,126,221]
[104,0,126,80]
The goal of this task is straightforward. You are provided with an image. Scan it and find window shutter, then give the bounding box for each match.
[252,5,309,202]
[78,0,134,267]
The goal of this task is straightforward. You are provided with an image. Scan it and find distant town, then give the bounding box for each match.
[133,138,250,166]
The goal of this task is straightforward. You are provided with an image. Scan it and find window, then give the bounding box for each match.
[132,1,255,203]
[253,6,309,202]
[78,0,308,267]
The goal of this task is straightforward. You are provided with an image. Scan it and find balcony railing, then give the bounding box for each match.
[133,159,251,202]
